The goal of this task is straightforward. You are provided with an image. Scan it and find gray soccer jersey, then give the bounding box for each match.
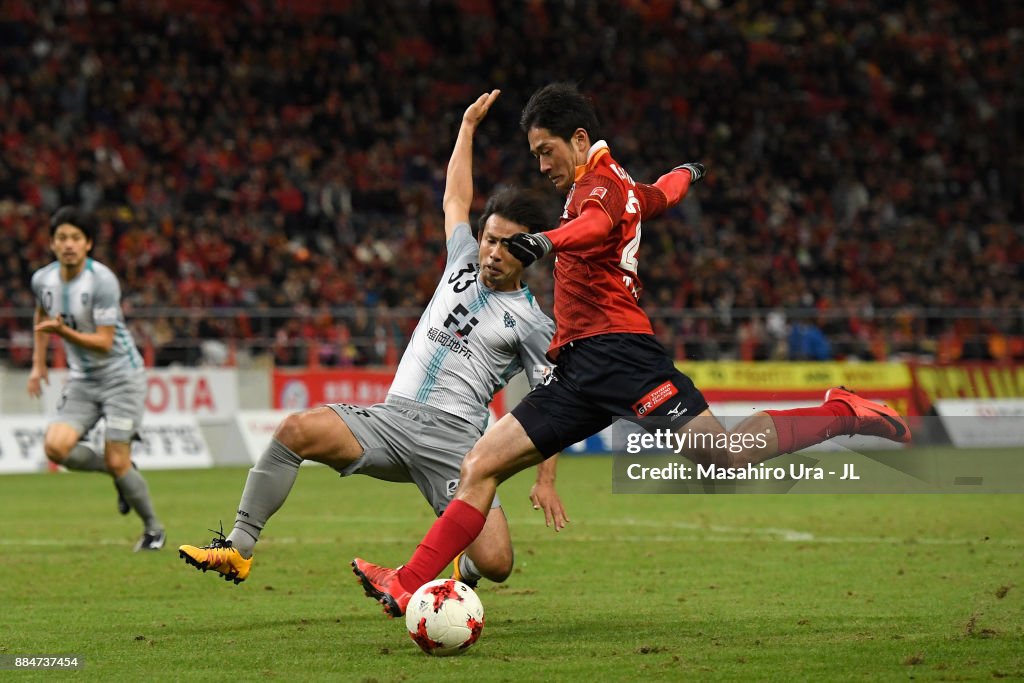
[30,258,143,380]
[387,224,555,431]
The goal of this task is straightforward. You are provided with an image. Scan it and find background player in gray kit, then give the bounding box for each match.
[28,207,165,552]
[178,90,568,587]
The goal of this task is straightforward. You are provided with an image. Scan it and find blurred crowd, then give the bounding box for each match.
[1,0,1022,367]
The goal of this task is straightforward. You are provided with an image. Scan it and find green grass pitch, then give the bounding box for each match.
[0,453,1021,681]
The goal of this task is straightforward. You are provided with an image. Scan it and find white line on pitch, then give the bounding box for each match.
[279,514,1020,545]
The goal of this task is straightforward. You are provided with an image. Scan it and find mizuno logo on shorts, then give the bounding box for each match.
[633,381,679,417]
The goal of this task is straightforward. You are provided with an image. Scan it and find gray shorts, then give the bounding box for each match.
[54,371,146,443]
[328,397,501,516]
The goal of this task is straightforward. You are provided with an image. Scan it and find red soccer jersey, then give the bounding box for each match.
[542,142,690,357]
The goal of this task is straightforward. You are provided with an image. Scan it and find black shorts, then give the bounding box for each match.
[511,333,708,457]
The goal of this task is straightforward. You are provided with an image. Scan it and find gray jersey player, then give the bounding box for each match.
[28,207,165,551]
[179,90,568,588]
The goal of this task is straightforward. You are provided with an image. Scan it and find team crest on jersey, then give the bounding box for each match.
[504,311,516,328]
[444,304,479,338]
[446,479,459,497]
[633,381,679,417]
[588,187,607,200]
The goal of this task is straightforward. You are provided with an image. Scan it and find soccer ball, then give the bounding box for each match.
[404,579,485,656]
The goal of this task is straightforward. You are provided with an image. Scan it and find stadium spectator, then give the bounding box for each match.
[0,1,1021,365]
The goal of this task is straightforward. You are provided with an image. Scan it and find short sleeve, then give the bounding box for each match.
[30,270,43,305]
[92,268,122,327]
[445,222,478,266]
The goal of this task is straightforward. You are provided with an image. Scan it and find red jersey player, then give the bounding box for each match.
[352,84,911,618]
[532,136,677,351]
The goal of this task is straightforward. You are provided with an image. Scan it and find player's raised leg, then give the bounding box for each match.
[680,386,910,469]
[43,422,134,514]
[743,385,909,463]
[179,406,363,582]
[353,412,543,617]
[821,386,910,442]
[43,423,95,469]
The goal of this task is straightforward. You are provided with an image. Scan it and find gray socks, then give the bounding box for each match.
[458,553,483,585]
[228,439,303,558]
[116,467,162,533]
[62,444,107,472]
[64,443,162,534]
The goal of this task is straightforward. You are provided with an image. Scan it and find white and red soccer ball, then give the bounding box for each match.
[404,579,485,656]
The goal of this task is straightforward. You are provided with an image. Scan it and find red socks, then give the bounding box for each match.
[397,499,486,590]
[765,403,856,454]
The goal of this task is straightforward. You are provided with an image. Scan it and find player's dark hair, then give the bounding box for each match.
[49,206,96,241]
[520,82,602,143]
[476,187,552,239]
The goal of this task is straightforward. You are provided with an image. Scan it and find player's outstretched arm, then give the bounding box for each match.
[503,203,611,267]
[629,161,706,223]
[505,162,706,266]
[653,161,705,206]
[442,89,501,241]
[530,454,570,532]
